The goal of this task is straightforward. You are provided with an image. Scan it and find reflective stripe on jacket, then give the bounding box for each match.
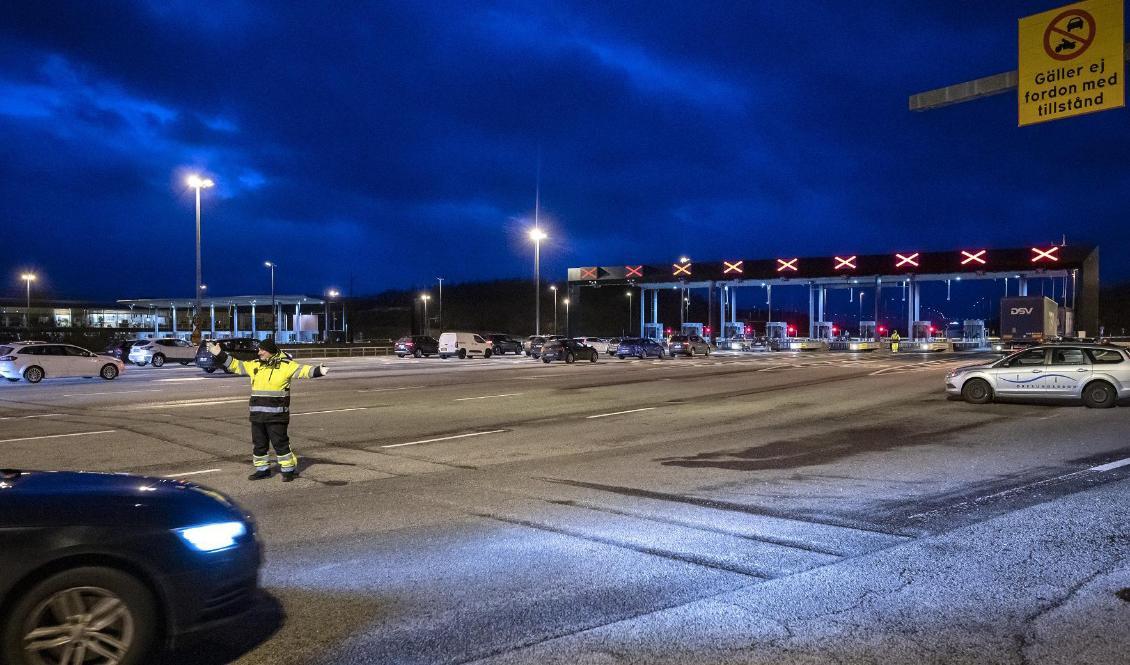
[218,352,321,421]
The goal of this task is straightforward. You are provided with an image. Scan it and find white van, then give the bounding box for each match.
[438,332,492,359]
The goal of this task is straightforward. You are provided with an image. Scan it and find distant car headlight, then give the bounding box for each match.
[175,521,247,552]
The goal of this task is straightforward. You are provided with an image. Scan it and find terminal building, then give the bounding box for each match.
[0,294,340,343]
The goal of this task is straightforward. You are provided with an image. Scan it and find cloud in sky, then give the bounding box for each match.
[2,1,1128,301]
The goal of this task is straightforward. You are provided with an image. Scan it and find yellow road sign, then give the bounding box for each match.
[1018,0,1124,126]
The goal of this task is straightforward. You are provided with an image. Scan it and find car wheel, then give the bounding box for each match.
[961,378,993,405]
[100,364,119,380]
[617,355,624,360]
[565,352,575,364]
[396,354,405,358]
[637,352,645,360]
[589,352,598,363]
[134,362,146,367]
[440,355,448,359]
[151,354,165,368]
[204,368,216,373]
[542,357,551,364]
[484,349,492,359]
[458,349,467,359]
[413,349,422,358]
[179,361,190,366]
[1,566,158,665]
[23,366,44,384]
[688,347,695,357]
[1082,381,1116,408]
[705,347,711,356]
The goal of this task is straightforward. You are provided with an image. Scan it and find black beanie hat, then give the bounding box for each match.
[259,338,279,354]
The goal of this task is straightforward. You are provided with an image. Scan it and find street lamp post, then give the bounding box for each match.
[436,277,444,331]
[326,289,339,342]
[264,261,277,337]
[550,285,558,334]
[626,290,633,336]
[20,273,36,329]
[187,174,214,344]
[529,228,547,335]
[563,298,570,334]
[420,294,431,336]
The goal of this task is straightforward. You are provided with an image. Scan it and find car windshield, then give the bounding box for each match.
[0,345,12,356]
[670,335,689,342]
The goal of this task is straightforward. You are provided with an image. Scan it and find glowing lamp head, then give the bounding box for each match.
[21,273,36,282]
[328,289,339,298]
[186,174,214,189]
[264,261,274,268]
[528,228,547,242]
[679,256,690,263]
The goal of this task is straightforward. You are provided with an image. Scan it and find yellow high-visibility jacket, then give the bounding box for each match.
[220,352,323,422]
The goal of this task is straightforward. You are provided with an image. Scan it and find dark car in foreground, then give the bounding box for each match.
[395,335,439,358]
[196,338,261,372]
[616,338,666,359]
[541,338,599,363]
[486,334,523,356]
[0,469,261,665]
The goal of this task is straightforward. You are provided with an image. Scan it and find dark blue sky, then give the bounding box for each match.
[3,1,1128,301]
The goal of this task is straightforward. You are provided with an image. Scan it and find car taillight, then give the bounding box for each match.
[405,341,414,347]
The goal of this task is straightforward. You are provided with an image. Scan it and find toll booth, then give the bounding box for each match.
[860,321,877,340]
[813,322,834,340]
[963,319,986,343]
[912,320,932,340]
[681,323,704,337]
[766,322,789,340]
[721,321,745,340]
[643,323,665,341]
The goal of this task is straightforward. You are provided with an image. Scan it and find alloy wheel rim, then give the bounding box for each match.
[23,586,134,665]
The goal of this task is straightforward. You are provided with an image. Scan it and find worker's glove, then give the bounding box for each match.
[318,364,329,376]
[207,342,222,355]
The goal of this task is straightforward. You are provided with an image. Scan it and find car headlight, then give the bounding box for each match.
[175,521,247,552]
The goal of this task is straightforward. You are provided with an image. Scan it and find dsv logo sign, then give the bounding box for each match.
[1010,307,1034,315]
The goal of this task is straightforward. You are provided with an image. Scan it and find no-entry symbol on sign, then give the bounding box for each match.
[1043,8,1095,60]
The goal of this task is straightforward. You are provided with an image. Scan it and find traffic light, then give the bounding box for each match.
[744,326,752,334]
[704,326,711,334]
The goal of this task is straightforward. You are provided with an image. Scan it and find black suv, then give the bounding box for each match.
[395,335,439,358]
[196,338,261,373]
[102,339,145,361]
[541,339,599,363]
[486,334,523,355]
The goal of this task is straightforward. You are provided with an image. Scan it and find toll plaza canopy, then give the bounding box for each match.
[566,245,1099,338]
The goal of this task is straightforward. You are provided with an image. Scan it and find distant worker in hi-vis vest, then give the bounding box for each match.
[890,330,901,353]
[207,337,329,482]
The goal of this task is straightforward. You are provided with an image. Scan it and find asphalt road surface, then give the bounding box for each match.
[2,350,1128,664]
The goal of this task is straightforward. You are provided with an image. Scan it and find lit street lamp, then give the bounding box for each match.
[264,261,277,336]
[326,289,339,342]
[420,294,431,336]
[20,273,36,329]
[187,175,214,343]
[550,285,558,334]
[529,228,547,335]
[563,298,570,332]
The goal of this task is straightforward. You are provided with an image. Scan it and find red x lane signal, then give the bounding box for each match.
[834,255,856,270]
[723,260,744,274]
[625,265,643,278]
[579,267,598,279]
[777,258,798,272]
[895,252,920,268]
[960,249,987,266]
[1031,246,1060,263]
[673,262,692,277]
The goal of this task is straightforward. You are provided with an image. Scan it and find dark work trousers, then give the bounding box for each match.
[250,421,297,473]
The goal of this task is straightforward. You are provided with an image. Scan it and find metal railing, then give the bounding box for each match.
[283,345,393,358]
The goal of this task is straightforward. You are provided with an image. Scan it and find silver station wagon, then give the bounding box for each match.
[945,344,1130,408]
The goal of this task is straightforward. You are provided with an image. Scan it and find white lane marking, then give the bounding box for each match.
[586,407,657,419]
[165,468,222,478]
[516,375,554,380]
[292,407,369,416]
[383,429,507,448]
[62,389,162,397]
[133,398,246,410]
[454,393,522,401]
[156,377,208,382]
[0,430,116,444]
[1090,457,1130,472]
[357,386,423,393]
[0,413,64,421]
